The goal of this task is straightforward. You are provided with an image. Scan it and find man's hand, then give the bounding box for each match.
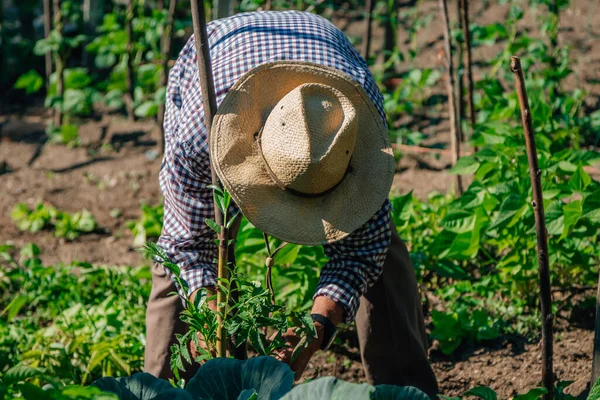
[274,296,344,380]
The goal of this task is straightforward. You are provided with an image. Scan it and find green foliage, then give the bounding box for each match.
[281,377,430,400]
[46,123,81,147]
[45,68,99,118]
[91,359,429,400]
[0,244,149,390]
[85,4,177,116]
[12,202,97,240]
[141,241,316,381]
[128,203,164,248]
[93,372,191,400]
[14,70,44,94]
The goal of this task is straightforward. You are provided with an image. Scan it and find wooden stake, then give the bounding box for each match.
[158,0,177,154]
[592,270,600,385]
[43,0,53,90]
[438,0,463,195]
[53,0,64,127]
[190,0,229,358]
[124,0,136,121]
[361,0,374,62]
[460,0,476,134]
[510,56,554,400]
[456,0,464,142]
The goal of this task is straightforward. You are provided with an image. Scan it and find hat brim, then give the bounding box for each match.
[211,61,394,245]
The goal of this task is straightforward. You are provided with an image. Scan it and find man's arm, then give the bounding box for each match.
[315,199,392,323]
[158,139,219,298]
[276,200,392,378]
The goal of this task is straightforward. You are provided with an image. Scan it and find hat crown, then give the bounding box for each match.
[260,83,358,195]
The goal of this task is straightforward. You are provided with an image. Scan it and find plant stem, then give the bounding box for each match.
[124,0,136,121]
[362,0,374,62]
[510,56,554,400]
[158,0,177,154]
[53,0,64,127]
[190,0,228,357]
[460,0,476,136]
[438,0,463,195]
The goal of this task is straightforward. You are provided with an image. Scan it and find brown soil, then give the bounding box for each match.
[1,0,598,397]
[306,328,592,398]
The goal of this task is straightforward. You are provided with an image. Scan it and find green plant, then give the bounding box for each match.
[0,244,150,386]
[85,3,177,118]
[141,242,316,381]
[12,202,97,240]
[128,203,164,248]
[92,357,429,400]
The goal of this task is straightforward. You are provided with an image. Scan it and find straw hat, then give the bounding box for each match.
[211,61,394,245]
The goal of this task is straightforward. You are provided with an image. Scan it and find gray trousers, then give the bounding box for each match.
[144,221,439,398]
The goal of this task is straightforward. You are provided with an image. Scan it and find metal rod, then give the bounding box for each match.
[510,56,554,400]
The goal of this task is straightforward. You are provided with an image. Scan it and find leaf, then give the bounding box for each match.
[135,101,159,118]
[18,382,49,400]
[513,387,547,400]
[2,365,46,385]
[92,372,191,400]
[450,157,480,175]
[568,165,591,192]
[238,389,258,400]
[205,219,221,234]
[185,356,293,400]
[588,377,600,400]
[280,377,373,400]
[561,200,582,239]
[372,385,431,400]
[582,191,600,223]
[544,201,564,236]
[463,386,497,400]
[1,294,29,321]
[489,194,526,230]
[391,192,413,227]
[14,70,44,94]
[441,210,475,233]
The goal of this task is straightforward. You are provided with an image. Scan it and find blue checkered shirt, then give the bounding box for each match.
[158,10,391,322]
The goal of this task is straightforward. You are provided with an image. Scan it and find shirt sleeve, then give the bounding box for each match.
[156,39,219,298]
[315,200,392,323]
[157,140,218,298]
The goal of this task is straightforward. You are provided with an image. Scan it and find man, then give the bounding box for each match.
[145,10,438,398]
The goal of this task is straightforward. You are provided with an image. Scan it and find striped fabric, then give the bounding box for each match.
[158,10,391,322]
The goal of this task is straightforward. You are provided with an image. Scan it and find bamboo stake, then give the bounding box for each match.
[190,0,229,358]
[158,0,177,154]
[460,0,476,134]
[43,0,53,90]
[53,0,64,127]
[361,0,374,62]
[438,0,463,195]
[510,56,554,400]
[124,0,136,121]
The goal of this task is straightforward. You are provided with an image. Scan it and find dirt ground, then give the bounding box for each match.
[1,0,598,397]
